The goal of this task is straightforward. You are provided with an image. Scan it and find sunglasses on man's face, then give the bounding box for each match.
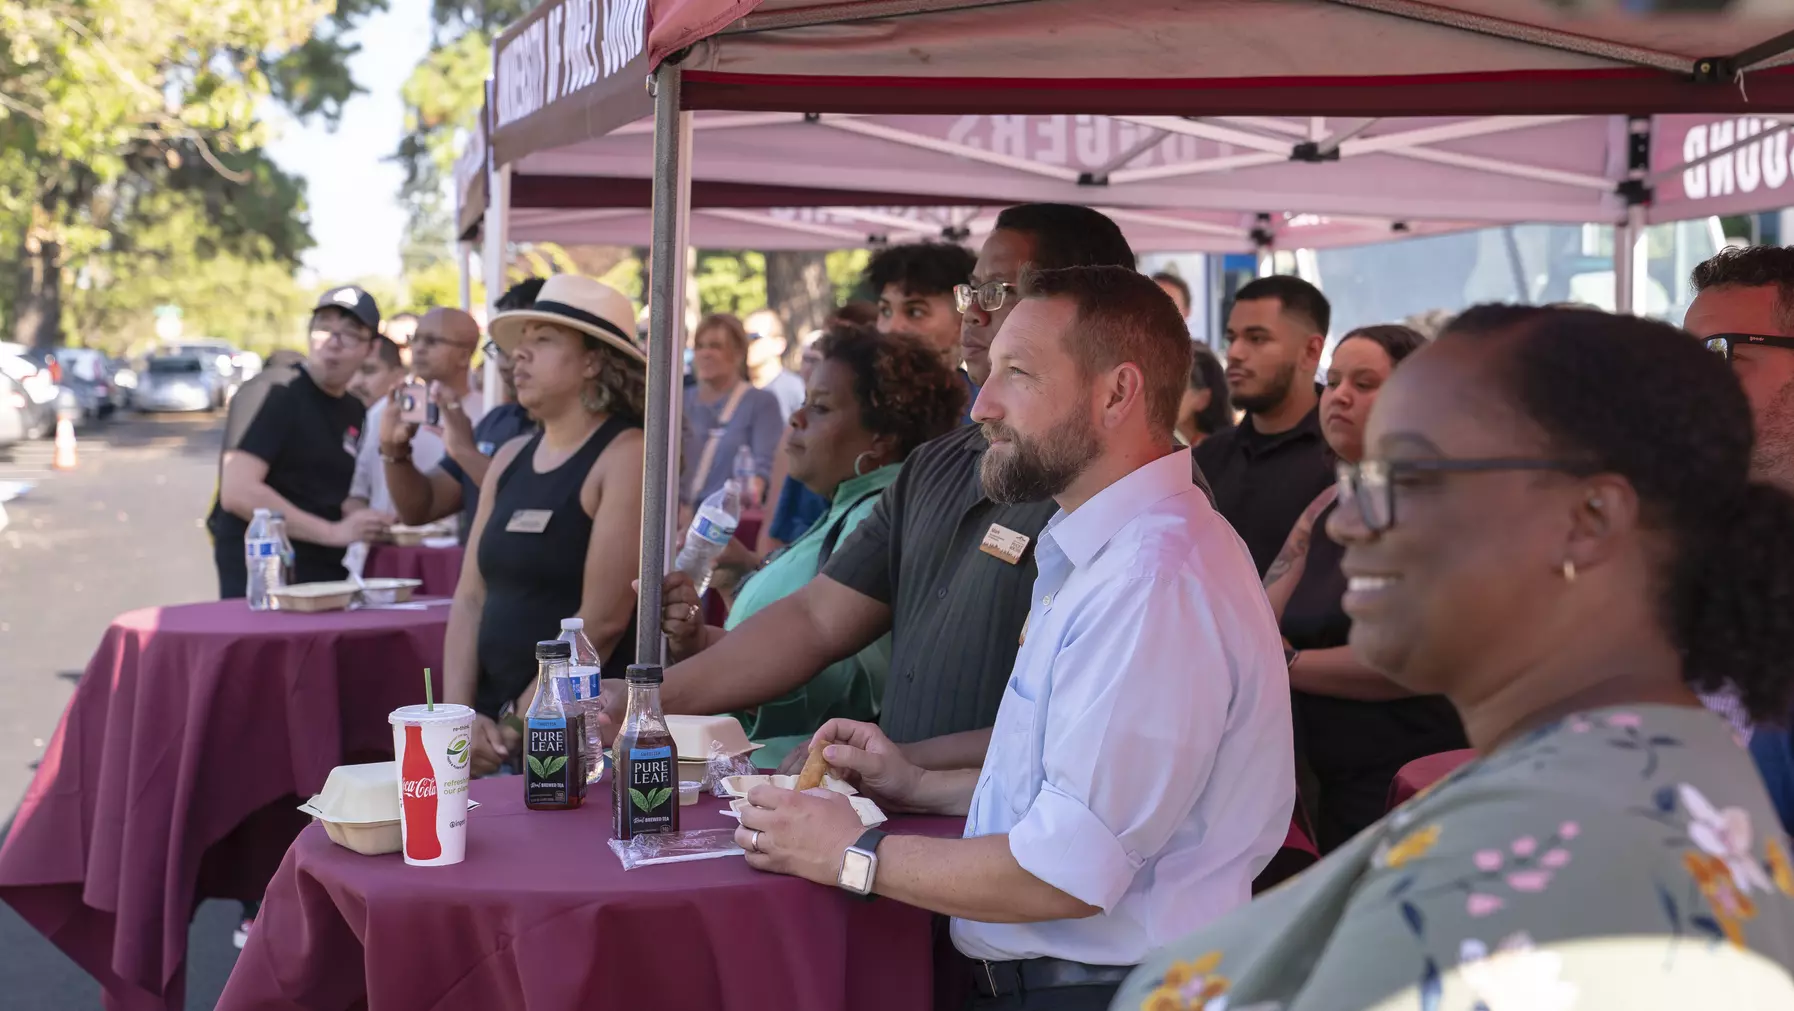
[1704,333,1794,361]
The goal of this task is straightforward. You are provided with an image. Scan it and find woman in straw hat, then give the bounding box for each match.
[443,274,647,776]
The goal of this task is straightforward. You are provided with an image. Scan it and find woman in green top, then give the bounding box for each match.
[658,323,965,767]
[1117,306,1794,1011]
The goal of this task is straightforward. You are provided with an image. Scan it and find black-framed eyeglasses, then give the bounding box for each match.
[481,340,508,360]
[1704,333,1794,361]
[1336,458,1590,534]
[953,280,1018,314]
[311,327,372,349]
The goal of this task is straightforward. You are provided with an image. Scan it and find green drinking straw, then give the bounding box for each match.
[424,668,434,711]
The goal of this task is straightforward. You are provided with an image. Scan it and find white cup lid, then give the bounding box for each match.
[389,703,475,724]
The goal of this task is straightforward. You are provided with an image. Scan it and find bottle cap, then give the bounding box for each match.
[626,663,663,685]
[535,640,572,660]
[560,617,584,630]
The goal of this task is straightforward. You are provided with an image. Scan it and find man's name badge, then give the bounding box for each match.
[505,509,553,534]
[980,523,1030,565]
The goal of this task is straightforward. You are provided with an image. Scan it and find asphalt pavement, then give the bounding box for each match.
[0,411,244,1009]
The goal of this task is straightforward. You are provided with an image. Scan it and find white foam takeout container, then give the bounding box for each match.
[725,795,887,828]
[667,714,763,782]
[357,577,422,606]
[270,581,360,613]
[720,774,857,798]
[387,523,452,547]
[298,760,476,856]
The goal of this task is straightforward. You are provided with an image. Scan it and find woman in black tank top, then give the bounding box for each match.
[443,276,649,775]
[1263,326,1465,852]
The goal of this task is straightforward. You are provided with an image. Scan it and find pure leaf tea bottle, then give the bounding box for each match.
[613,663,678,839]
[525,640,584,810]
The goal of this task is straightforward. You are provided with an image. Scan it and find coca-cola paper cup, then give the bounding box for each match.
[389,704,475,866]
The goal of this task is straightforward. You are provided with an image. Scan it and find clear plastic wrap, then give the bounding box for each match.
[706,740,759,797]
[607,828,743,869]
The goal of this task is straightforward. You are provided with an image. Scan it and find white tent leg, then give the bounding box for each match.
[637,63,693,669]
[1615,206,1646,316]
[481,164,511,409]
[457,240,474,312]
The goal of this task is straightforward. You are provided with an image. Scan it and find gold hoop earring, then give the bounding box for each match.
[1561,559,1577,583]
[854,451,876,477]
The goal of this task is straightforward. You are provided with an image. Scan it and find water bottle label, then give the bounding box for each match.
[247,539,278,558]
[569,667,601,699]
[692,514,734,545]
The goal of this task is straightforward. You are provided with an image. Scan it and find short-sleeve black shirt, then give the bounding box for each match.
[821,424,1057,744]
[1192,402,1335,576]
[205,366,365,580]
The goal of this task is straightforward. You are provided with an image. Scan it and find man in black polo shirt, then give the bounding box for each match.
[602,204,1140,767]
[209,286,394,596]
[1193,276,1335,576]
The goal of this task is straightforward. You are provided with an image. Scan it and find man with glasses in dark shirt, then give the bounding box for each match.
[600,205,1146,770]
[209,286,394,595]
[1193,276,1336,575]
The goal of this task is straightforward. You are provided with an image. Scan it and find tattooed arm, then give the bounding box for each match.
[1263,485,1338,622]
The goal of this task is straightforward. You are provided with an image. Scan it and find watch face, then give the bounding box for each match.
[840,850,874,893]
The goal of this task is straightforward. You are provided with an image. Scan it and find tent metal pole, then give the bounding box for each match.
[1204,253,1225,350]
[638,62,694,669]
[727,0,1040,34]
[457,241,473,313]
[1615,205,1645,316]
[482,162,511,409]
[1727,29,1794,74]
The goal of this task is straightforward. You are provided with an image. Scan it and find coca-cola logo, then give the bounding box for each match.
[403,778,438,800]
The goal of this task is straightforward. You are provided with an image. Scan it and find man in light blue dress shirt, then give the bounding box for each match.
[733,266,1295,1009]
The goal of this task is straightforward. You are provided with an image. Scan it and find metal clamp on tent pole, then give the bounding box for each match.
[1615,116,1654,209]
[1288,142,1340,164]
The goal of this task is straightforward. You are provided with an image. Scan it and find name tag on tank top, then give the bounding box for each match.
[980,523,1030,565]
[505,509,553,534]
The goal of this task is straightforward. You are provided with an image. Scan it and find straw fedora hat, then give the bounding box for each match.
[489,274,644,364]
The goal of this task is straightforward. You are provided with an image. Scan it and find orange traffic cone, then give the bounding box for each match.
[52,416,77,470]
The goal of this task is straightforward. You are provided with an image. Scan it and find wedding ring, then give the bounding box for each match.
[687,604,700,621]
[748,830,762,853]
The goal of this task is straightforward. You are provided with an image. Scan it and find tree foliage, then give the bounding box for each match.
[0,0,383,347]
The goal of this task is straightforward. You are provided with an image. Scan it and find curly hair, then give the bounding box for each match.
[813,323,966,459]
[865,242,977,299]
[583,337,647,424]
[1443,303,1794,723]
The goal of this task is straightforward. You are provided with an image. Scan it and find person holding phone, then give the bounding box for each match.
[350,306,485,521]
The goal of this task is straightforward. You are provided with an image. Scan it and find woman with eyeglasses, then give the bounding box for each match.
[1115,305,1794,1010]
[445,275,646,777]
[654,324,966,768]
[1261,324,1466,853]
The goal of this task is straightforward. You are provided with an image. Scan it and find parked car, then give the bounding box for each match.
[0,373,28,448]
[52,348,121,422]
[0,342,61,438]
[132,354,224,413]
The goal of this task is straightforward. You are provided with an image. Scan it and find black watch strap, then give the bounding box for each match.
[852,827,887,854]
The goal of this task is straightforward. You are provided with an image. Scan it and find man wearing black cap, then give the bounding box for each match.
[208,285,395,597]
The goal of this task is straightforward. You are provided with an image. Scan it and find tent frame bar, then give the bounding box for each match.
[1322,0,1689,74]
[726,0,1038,35]
[637,63,694,669]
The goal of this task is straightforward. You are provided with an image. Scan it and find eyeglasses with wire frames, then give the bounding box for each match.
[1335,458,1593,534]
[310,326,373,349]
[1703,333,1794,361]
[953,280,1019,315]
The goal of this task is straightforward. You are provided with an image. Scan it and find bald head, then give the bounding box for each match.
[413,307,482,384]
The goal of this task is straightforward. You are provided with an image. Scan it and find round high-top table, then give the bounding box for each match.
[218,775,966,1011]
[366,543,465,598]
[0,598,450,1010]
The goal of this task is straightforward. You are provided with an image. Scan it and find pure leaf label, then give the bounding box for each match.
[630,786,673,812]
[544,755,567,776]
[630,787,652,812]
[527,754,548,778]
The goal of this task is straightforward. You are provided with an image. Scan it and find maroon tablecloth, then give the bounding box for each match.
[1387,748,1479,809]
[367,544,465,598]
[0,599,450,1011]
[219,776,965,1011]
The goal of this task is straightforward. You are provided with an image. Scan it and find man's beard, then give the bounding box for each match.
[979,402,1102,504]
[1753,378,1794,493]
[1231,359,1298,415]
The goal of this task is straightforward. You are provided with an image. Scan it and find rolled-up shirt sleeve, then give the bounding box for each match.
[1006,573,1234,912]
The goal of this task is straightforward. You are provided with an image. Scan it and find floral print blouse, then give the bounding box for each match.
[1114,705,1794,1011]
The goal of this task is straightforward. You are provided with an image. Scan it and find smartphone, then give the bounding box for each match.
[397,381,437,426]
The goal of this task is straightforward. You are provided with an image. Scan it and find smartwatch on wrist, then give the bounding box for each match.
[838,828,886,896]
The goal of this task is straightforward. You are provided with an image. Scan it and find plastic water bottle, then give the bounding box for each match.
[674,478,742,596]
[268,511,296,586]
[557,617,605,783]
[733,444,759,507]
[244,508,283,611]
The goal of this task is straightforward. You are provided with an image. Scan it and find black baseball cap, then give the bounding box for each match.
[311,285,381,333]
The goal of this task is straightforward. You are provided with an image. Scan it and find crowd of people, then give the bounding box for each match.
[201,205,1794,1007]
